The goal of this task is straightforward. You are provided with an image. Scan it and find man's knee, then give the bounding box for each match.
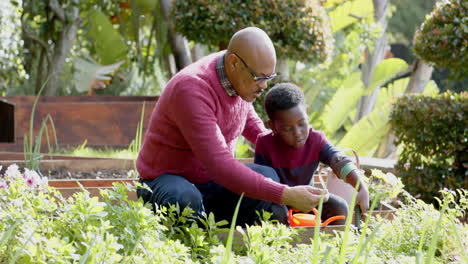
[166,184,203,211]
[139,174,204,214]
[245,163,280,182]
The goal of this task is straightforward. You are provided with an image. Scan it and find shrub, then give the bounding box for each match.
[173,0,334,63]
[413,0,468,77]
[390,91,468,203]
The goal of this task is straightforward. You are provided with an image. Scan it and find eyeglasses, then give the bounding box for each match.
[233,52,277,83]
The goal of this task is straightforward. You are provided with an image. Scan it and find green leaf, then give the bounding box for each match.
[328,0,374,33]
[73,55,124,93]
[422,80,439,96]
[374,77,409,107]
[338,77,411,155]
[337,107,391,156]
[320,72,364,135]
[86,10,128,65]
[364,58,408,95]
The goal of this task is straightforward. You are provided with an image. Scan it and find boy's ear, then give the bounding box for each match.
[267,120,276,133]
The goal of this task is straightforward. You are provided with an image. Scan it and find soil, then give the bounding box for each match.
[42,168,138,180]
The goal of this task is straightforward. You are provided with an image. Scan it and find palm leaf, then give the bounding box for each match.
[328,0,374,33]
[338,107,391,156]
[319,72,364,135]
[364,58,408,95]
[73,55,124,93]
[375,77,409,106]
[422,80,439,96]
[86,10,128,65]
[337,77,410,155]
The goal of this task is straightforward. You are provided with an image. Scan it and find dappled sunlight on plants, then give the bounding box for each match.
[1,164,467,263]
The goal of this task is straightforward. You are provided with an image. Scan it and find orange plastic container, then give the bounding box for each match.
[288,208,345,227]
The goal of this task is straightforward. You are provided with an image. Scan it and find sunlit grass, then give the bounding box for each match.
[59,141,137,160]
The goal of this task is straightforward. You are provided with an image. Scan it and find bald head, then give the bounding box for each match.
[226,27,276,74]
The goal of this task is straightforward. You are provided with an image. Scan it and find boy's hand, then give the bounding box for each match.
[356,184,369,214]
[281,185,329,213]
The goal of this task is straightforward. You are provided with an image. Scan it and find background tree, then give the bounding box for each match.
[173,0,334,80]
[413,0,467,79]
[387,0,466,93]
[1,0,171,96]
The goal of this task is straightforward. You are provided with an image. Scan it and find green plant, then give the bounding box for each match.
[174,0,334,63]
[390,91,467,203]
[61,141,136,159]
[1,164,467,263]
[128,102,146,168]
[364,169,405,206]
[23,78,58,171]
[413,0,467,78]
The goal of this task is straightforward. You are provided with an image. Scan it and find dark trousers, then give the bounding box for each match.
[137,164,289,226]
[137,163,349,226]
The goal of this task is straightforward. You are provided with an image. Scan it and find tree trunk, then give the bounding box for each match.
[406,59,434,94]
[160,0,192,71]
[375,130,397,159]
[355,0,389,121]
[375,61,434,158]
[44,2,80,95]
[276,58,290,82]
[191,43,207,62]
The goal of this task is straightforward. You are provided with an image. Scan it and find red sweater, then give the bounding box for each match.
[137,52,285,204]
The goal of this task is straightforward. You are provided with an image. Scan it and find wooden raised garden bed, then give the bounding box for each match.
[0,95,158,152]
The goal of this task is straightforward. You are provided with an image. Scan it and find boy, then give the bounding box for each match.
[255,83,369,224]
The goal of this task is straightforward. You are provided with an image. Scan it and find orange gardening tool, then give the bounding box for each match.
[288,208,345,227]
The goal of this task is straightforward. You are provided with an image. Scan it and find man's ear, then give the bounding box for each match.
[226,53,237,69]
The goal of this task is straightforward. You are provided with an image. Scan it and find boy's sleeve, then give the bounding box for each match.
[318,137,357,180]
[254,136,273,167]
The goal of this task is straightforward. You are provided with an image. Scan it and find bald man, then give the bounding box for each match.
[137,27,327,226]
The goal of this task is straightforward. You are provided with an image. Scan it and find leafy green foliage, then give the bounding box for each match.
[365,58,408,95]
[23,80,58,171]
[390,91,468,203]
[1,164,467,263]
[0,1,25,95]
[369,190,468,263]
[326,0,374,33]
[364,169,405,205]
[173,0,334,63]
[85,10,129,65]
[413,0,468,77]
[336,77,411,155]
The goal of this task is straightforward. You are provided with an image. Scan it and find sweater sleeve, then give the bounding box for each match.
[170,79,285,204]
[319,143,355,178]
[242,104,267,144]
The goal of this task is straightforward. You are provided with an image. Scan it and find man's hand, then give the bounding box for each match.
[356,183,369,214]
[281,185,329,213]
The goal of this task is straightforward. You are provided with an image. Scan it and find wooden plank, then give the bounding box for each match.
[4,95,157,104]
[55,187,137,201]
[0,152,128,161]
[0,159,135,172]
[0,96,158,151]
[49,178,137,188]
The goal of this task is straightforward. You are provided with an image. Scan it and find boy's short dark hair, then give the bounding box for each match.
[264,83,305,119]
